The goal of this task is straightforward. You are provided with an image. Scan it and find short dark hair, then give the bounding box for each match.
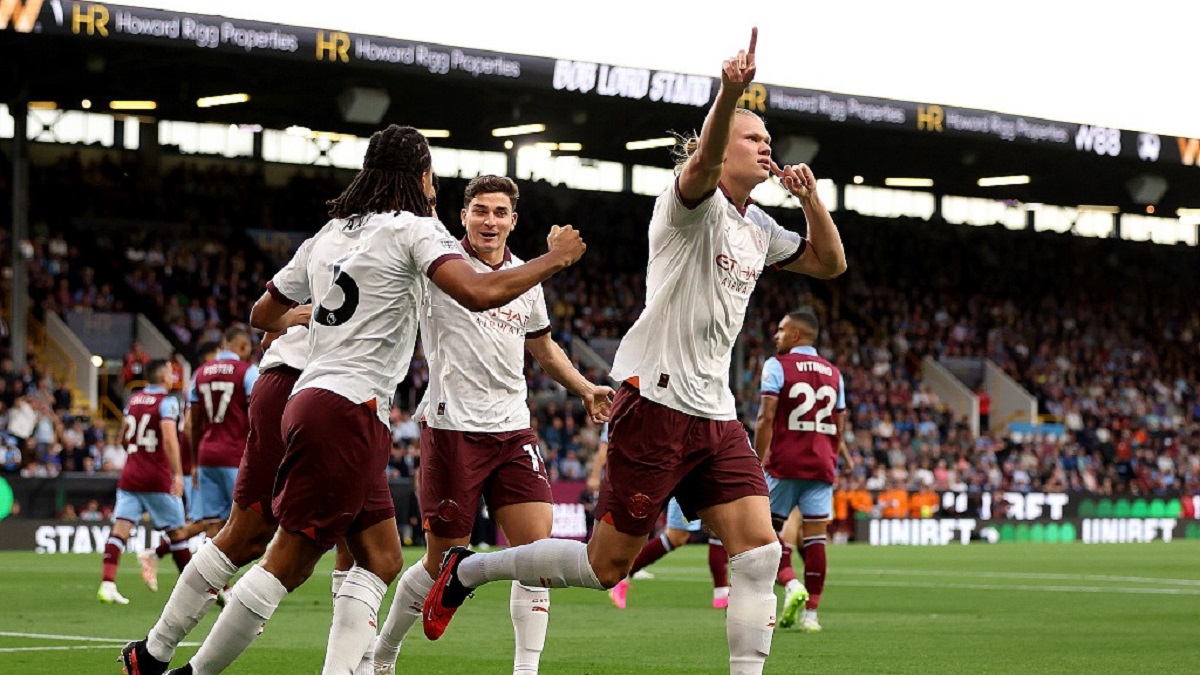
[196,341,220,361]
[327,125,433,219]
[463,175,519,210]
[786,308,819,335]
[146,359,170,384]
[223,326,250,345]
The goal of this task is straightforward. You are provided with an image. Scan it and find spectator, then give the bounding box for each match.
[121,339,151,385]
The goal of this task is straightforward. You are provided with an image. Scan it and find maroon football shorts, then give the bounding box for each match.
[273,388,394,550]
[232,366,300,522]
[419,425,551,539]
[595,383,768,537]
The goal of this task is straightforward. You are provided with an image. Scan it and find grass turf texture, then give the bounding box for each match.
[0,542,1197,674]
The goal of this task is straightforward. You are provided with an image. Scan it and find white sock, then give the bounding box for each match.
[322,566,388,675]
[726,542,781,675]
[331,569,348,597]
[375,561,436,666]
[714,586,730,601]
[458,539,604,590]
[510,582,549,675]
[785,579,803,596]
[146,541,239,663]
[190,565,287,675]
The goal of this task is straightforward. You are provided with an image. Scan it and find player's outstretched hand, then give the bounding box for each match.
[582,385,616,424]
[771,160,819,201]
[721,27,758,90]
[547,225,586,267]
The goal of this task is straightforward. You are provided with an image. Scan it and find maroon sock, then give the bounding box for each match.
[630,534,673,575]
[802,537,827,609]
[169,540,192,572]
[102,535,126,583]
[707,541,729,588]
[155,539,172,559]
[776,535,797,586]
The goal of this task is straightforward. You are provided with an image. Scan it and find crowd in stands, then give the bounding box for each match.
[5,148,1199,525]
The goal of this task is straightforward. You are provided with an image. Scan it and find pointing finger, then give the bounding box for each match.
[770,159,785,177]
[749,26,757,55]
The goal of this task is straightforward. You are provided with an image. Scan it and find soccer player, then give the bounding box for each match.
[138,342,219,593]
[98,360,189,605]
[370,175,613,675]
[754,308,851,633]
[161,124,585,675]
[191,327,258,537]
[422,28,846,675]
[121,320,310,675]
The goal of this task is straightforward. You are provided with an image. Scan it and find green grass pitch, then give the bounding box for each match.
[1,541,1197,674]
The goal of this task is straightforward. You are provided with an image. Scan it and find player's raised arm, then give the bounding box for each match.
[679,27,758,204]
[431,224,585,312]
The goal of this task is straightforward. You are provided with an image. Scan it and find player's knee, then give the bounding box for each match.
[593,565,626,590]
[371,556,404,585]
[665,529,691,548]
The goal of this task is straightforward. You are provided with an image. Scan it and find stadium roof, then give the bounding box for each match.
[3,0,1200,214]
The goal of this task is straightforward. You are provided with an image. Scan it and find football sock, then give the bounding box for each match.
[323,566,386,675]
[331,569,348,597]
[190,565,287,675]
[102,534,126,582]
[726,542,780,675]
[458,539,604,590]
[146,541,239,662]
[708,540,729,588]
[629,534,672,576]
[510,582,550,674]
[374,562,436,666]
[169,538,193,572]
[802,536,826,610]
[775,536,797,586]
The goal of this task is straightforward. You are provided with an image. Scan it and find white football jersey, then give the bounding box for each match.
[268,211,463,426]
[610,183,804,420]
[259,325,309,372]
[419,240,550,432]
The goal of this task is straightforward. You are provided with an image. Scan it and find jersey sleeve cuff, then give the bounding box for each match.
[770,239,807,270]
[266,281,299,308]
[674,175,716,210]
[760,390,781,398]
[426,252,464,278]
[525,326,552,339]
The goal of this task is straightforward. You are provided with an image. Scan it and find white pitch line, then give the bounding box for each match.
[843,569,1200,587]
[839,580,1200,595]
[0,632,199,649]
[0,632,129,643]
[0,645,122,653]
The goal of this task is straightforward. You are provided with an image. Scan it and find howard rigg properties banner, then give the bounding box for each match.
[9,1,529,82]
[8,0,1185,157]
